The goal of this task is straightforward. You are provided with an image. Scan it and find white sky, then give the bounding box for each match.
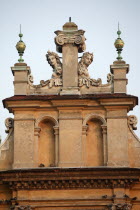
[0,0,140,140]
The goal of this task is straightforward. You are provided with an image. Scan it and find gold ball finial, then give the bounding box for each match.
[114,23,124,60]
[16,24,26,63]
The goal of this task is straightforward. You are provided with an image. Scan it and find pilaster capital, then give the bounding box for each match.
[11,63,31,76]
[110,61,129,74]
[34,127,41,137]
[101,125,107,134]
[53,126,59,135]
[82,125,88,135]
[55,30,86,53]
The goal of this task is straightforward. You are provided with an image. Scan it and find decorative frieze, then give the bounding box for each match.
[7,178,137,191]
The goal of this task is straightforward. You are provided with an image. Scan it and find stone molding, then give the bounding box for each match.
[83,113,106,126]
[35,115,58,127]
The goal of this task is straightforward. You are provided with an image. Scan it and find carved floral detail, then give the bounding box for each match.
[12,206,31,210]
[5,118,14,134]
[128,115,137,130]
[79,78,102,88]
[107,204,132,210]
[78,52,102,87]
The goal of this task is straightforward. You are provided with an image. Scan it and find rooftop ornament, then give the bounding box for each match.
[16,24,26,63]
[114,23,124,60]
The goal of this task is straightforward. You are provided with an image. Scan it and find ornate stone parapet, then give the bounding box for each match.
[110,60,129,93]
[11,63,31,95]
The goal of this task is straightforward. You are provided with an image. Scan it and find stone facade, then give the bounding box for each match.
[0,20,140,209]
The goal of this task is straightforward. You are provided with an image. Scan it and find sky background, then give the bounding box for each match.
[0,0,140,140]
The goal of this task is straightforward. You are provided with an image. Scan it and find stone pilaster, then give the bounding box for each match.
[55,21,86,95]
[53,126,59,166]
[110,60,129,93]
[101,125,107,166]
[11,63,31,95]
[82,125,88,166]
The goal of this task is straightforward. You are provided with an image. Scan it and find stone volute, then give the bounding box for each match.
[55,18,86,95]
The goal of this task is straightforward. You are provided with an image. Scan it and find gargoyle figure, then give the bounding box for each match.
[46,51,62,79]
[78,52,93,79]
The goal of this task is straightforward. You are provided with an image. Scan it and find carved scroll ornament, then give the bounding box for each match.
[128,115,137,130]
[107,73,114,84]
[5,118,14,133]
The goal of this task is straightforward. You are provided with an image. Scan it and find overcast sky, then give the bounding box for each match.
[0,0,140,140]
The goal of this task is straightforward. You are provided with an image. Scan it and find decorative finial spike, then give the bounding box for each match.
[118,22,119,31]
[69,17,71,22]
[16,25,26,63]
[20,24,21,34]
[114,23,124,61]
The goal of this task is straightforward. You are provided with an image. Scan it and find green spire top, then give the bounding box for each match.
[114,22,124,60]
[16,24,26,63]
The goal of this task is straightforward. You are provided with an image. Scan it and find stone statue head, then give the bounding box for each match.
[79,52,93,67]
[46,51,62,69]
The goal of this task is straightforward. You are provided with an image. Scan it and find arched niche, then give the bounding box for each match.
[37,116,58,167]
[83,114,107,166]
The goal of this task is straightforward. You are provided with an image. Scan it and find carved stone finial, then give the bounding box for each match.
[5,118,14,133]
[128,115,138,130]
[46,51,62,79]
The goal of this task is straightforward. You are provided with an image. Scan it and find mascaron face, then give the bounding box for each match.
[84,55,92,66]
[49,55,57,66]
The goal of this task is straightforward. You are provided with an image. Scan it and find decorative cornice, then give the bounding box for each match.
[7,178,138,191]
[1,168,139,191]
